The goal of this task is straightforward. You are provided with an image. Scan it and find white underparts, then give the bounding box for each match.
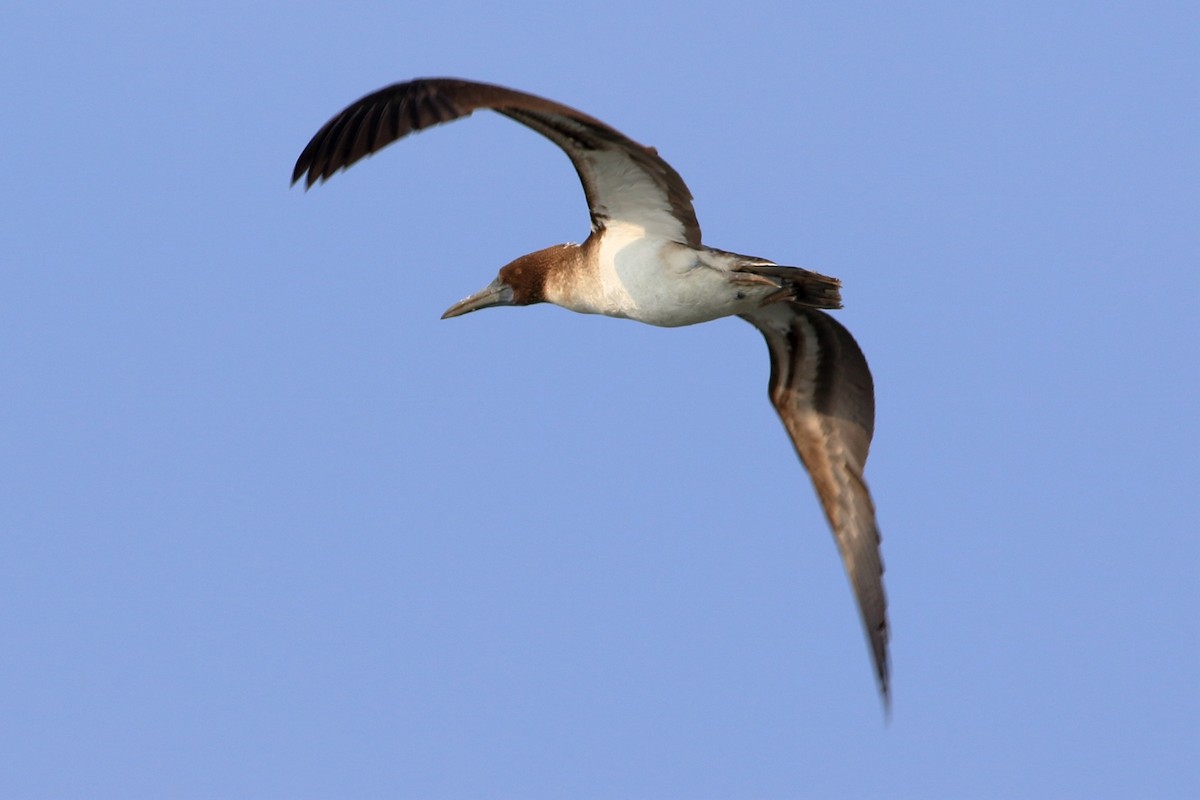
[547,227,779,328]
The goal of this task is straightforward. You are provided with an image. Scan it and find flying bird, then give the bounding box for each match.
[292,78,889,704]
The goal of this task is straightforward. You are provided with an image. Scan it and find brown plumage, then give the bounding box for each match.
[294,78,889,706]
[293,78,702,246]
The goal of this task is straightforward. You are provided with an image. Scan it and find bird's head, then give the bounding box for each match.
[441,244,577,319]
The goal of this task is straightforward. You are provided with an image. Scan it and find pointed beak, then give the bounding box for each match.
[441,279,515,319]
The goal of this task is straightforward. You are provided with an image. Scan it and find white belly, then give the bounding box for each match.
[555,229,773,327]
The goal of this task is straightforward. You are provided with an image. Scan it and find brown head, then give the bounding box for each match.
[440,244,577,319]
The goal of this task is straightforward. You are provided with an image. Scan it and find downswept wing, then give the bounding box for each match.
[292,77,701,246]
[741,303,889,703]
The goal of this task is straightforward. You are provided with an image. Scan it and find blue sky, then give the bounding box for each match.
[3,2,1197,797]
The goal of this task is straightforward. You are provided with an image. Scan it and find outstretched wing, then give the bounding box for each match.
[741,303,889,704]
[292,77,701,246]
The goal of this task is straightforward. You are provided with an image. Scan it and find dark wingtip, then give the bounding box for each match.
[291,144,328,189]
[291,155,312,189]
[879,659,891,715]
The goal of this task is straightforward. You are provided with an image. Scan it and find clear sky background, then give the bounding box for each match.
[3,2,1197,798]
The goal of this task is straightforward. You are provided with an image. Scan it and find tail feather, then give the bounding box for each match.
[736,264,843,310]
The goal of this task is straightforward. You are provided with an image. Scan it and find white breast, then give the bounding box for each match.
[549,225,774,328]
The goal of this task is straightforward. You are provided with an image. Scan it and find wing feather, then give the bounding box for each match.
[292,78,701,245]
[742,304,889,704]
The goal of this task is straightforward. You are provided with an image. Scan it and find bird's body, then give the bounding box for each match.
[509,239,828,328]
[293,78,889,705]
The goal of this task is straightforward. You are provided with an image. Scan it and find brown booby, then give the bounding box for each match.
[292,78,889,705]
